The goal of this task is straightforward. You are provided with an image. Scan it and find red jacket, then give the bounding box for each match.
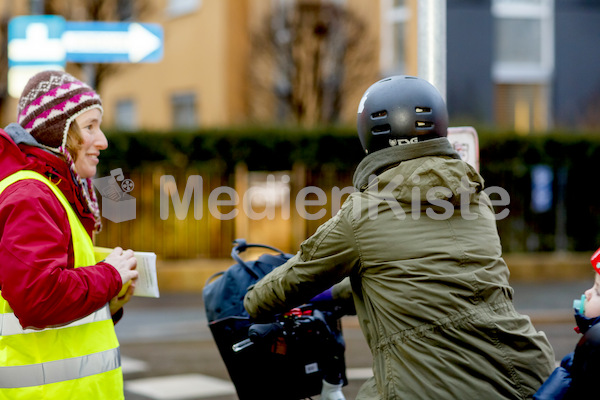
[0,128,122,329]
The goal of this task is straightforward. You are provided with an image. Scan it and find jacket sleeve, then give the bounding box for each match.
[244,200,360,320]
[0,180,122,329]
[567,323,600,397]
[533,352,573,400]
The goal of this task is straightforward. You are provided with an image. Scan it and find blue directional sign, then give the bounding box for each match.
[8,15,163,65]
[8,15,66,67]
[64,21,163,64]
[7,15,164,97]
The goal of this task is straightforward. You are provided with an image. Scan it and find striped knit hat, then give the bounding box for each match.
[17,70,103,152]
[17,70,104,232]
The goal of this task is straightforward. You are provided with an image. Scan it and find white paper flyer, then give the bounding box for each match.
[94,246,160,298]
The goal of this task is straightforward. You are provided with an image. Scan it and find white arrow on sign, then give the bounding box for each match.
[63,23,161,63]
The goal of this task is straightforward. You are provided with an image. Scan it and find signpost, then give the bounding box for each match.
[7,15,164,97]
[8,15,66,67]
[7,15,66,97]
[415,1,480,172]
[447,126,480,172]
[64,21,163,64]
[417,0,446,101]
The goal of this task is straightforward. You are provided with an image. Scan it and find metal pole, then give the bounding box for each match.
[83,64,97,89]
[417,0,446,101]
[30,0,45,15]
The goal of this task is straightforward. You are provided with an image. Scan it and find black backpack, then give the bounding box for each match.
[203,239,348,400]
[203,239,293,323]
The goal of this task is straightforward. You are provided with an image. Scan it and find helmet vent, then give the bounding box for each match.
[371,110,387,119]
[372,124,391,135]
[415,107,432,113]
[416,121,433,128]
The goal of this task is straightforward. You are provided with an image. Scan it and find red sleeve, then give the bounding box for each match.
[0,179,122,329]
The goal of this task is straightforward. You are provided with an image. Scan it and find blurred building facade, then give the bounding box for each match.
[2,0,600,133]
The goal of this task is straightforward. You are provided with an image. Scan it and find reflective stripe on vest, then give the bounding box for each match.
[0,348,120,388]
[0,304,111,336]
[0,170,123,399]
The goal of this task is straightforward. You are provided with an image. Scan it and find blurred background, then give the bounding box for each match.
[2,1,600,398]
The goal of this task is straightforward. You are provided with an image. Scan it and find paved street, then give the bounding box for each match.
[116,280,591,400]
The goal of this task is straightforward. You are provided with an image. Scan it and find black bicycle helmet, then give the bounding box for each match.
[356,75,448,154]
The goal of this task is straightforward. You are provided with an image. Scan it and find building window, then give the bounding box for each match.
[167,0,201,18]
[495,84,550,133]
[114,99,138,131]
[492,0,553,83]
[492,0,554,132]
[171,93,198,129]
[380,0,411,76]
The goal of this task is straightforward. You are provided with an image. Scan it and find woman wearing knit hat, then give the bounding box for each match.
[0,70,138,399]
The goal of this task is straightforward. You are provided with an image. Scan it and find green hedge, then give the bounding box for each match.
[99,127,600,253]
[477,132,600,252]
[100,126,365,174]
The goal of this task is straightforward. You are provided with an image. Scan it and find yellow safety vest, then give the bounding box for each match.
[0,170,123,399]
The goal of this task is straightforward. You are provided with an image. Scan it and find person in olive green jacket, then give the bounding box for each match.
[244,75,554,399]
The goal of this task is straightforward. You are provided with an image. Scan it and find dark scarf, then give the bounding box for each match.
[575,310,600,335]
[352,137,461,190]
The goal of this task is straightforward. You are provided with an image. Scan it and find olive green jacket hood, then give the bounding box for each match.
[352,137,462,190]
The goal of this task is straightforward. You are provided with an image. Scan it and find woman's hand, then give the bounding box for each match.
[104,246,138,286]
[109,279,136,315]
[104,247,139,314]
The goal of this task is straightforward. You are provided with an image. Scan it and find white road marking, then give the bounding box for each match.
[125,373,236,399]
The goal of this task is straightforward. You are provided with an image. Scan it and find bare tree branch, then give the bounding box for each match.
[247,0,377,126]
